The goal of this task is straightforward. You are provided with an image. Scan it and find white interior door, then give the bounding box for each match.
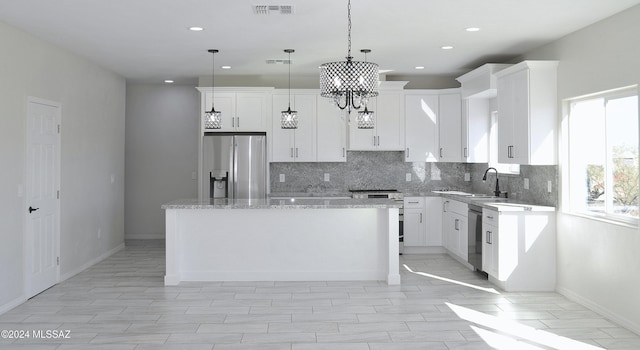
[26,97,60,298]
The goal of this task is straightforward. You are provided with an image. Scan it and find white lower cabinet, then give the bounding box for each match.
[403,197,443,253]
[442,199,468,262]
[481,207,556,291]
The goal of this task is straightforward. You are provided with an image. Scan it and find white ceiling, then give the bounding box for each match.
[1,0,639,84]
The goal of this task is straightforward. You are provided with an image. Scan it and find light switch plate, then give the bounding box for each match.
[405,173,411,182]
[464,173,470,182]
[279,174,285,182]
[524,178,529,189]
[324,173,330,182]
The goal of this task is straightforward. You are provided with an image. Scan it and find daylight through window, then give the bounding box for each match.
[567,87,639,223]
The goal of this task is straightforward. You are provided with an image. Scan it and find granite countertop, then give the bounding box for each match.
[404,191,556,212]
[162,197,402,210]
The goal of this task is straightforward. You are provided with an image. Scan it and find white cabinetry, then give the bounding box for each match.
[271,92,317,162]
[482,206,556,291]
[442,199,468,262]
[404,92,439,162]
[199,88,271,132]
[349,82,406,151]
[438,90,462,162]
[403,197,443,254]
[404,197,426,247]
[456,63,512,99]
[495,61,558,165]
[317,97,347,162]
[461,98,490,163]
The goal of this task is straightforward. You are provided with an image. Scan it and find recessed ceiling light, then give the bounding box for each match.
[465,27,480,32]
[441,45,454,50]
[415,66,425,70]
[188,26,204,31]
[164,80,174,83]
[220,66,231,69]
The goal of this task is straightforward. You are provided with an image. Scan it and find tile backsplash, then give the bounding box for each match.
[270,151,558,206]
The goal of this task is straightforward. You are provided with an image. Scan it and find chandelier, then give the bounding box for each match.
[204,49,221,129]
[281,49,298,129]
[319,0,379,114]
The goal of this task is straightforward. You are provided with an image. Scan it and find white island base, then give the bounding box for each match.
[164,203,400,285]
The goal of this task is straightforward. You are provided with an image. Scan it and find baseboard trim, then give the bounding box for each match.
[59,242,125,282]
[557,286,640,336]
[0,295,27,316]
[125,234,164,240]
[402,246,447,254]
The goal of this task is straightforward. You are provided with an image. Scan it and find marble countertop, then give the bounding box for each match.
[162,197,402,210]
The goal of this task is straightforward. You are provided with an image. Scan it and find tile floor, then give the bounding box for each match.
[1,239,639,349]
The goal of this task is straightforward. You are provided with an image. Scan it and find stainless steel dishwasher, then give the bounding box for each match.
[468,204,483,271]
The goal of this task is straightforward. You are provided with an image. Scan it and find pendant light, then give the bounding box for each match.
[319,0,379,114]
[356,49,375,129]
[281,49,298,129]
[204,49,222,129]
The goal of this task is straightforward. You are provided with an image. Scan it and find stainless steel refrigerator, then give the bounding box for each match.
[202,133,267,200]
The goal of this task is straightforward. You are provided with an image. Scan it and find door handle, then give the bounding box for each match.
[29,206,39,213]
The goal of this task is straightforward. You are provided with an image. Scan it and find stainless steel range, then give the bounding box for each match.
[349,190,404,254]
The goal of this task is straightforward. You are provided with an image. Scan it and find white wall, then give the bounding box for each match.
[125,84,199,239]
[522,5,640,333]
[0,21,125,311]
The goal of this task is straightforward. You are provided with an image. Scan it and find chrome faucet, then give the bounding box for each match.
[482,167,501,197]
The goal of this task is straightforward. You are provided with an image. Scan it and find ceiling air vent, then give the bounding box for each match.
[266,59,292,65]
[252,5,294,15]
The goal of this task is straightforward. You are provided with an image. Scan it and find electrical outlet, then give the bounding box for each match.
[324,173,330,182]
[547,180,552,193]
[279,174,285,182]
[464,173,470,182]
[524,178,529,190]
[405,173,411,182]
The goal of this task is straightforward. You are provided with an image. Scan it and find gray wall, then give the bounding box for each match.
[520,4,640,333]
[0,20,126,311]
[125,84,200,239]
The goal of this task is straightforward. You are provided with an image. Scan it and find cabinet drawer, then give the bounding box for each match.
[447,199,468,215]
[404,197,425,208]
[483,209,498,226]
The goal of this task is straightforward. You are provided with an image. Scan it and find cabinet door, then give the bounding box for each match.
[482,222,498,278]
[207,92,235,131]
[404,208,426,247]
[463,98,490,163]
[271,94,294,161]
[292,94,317,162]
[376,92,404,151]
[438,92,462,162]
[510,69,530,164]
[405,94,439,162]
[497,75,514,163]
[236,93,266,131]
[456,215,468,261]
[425,197,443,246]
[317,97,347,162]
[348,97,377,150]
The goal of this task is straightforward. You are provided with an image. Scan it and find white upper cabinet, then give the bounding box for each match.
[348,82,407,151]
[438,90,462,162]
[456,63,512,99]
[495,61,559,165]
[198,87,272,133]
[271,92,317,162]
[316,97,347,162]
[405,92,439,162]
[461,98,490,163]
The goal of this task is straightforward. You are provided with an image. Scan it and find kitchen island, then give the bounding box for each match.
[162,198,401,286]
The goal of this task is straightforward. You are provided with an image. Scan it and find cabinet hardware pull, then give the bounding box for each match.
[342,147,345,158]
[419,213,423,223]
[290,148,293,158]
[486,215,494,219]
[236,117,239,128]
[373,135,376,146]
[406,148,409,158]
[486,231,492,244]
[440,148,443,158]
[464,147,468,158]
[408,201,419,204]
[454,218,459,230]
[443,201,449,212]
[295,148,299,158]
[377,136,380,146]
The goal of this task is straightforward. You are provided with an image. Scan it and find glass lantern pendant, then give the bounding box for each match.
[281,49,298,129]
[204,49,222,129]
[357,105,375,129]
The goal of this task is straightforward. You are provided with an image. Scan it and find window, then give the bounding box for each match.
[488,111,520,175]
[567,87,639,223]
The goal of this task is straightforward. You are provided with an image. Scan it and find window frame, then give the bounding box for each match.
[564,86,639,226]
